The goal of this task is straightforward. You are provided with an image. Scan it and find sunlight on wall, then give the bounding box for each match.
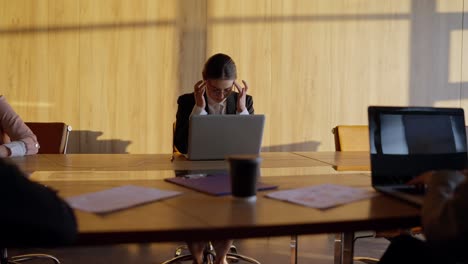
[10,101,53,108]
[268,0,411,16]
[433,99,461,107]
[436,0,462,13]
[450,30,464,83]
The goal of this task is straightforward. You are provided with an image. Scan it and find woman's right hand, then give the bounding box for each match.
[407,171,434,186]
[194,80,206,108]
[0,145,10,157]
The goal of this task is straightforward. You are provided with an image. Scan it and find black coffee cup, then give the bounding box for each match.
[227,155,262,200]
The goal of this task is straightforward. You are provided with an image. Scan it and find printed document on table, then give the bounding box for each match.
[66,185,181,213]
[266,184,377,209]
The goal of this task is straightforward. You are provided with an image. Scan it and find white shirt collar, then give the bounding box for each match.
[206,95,227,115]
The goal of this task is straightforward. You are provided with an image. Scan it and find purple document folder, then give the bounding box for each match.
[165,173,278,196]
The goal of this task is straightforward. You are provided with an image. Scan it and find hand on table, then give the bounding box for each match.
[407,171,434,186]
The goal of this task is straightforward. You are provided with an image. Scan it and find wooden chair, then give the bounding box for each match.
[25,122,72,154]
[332,125,369,151]
[0,249,60,264]
[162,242,260,264]
[1,123,72,264]
[171,122,183,161]
[332,125,379,264]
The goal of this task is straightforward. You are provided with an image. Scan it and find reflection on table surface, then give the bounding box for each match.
[12,151,370,172]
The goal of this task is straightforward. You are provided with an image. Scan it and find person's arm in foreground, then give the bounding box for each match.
[418,170,468,244]
[0,159,77,247]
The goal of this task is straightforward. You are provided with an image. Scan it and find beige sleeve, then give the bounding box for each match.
[0,96,38,156]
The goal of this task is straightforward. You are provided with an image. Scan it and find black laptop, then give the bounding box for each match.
[368,106,467,205]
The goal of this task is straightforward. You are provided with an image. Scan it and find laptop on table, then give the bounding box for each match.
[186,115,265,160]
[368,106,467,205]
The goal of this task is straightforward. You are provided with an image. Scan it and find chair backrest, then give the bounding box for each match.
[171,122,181,161]
[332,125,369,151]
[25,122,72,154]
[172,122,179,154]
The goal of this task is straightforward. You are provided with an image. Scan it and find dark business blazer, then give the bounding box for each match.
[174,92,254,154]
[0,159,77,247]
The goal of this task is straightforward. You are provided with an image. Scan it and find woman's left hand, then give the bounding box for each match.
[234,80,248,113]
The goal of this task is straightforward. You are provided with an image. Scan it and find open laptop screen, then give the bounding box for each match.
[187,115,265,160]
[368,106,467,185]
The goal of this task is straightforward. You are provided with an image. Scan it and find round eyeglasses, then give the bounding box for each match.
[206,82,234,97]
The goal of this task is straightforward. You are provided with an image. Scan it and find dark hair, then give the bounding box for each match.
[202,53,237,80]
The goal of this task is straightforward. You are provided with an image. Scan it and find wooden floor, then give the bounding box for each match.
[9,234,389,263]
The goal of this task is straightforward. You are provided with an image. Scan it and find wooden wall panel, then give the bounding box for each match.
[269,0,413,151]
[206,0,272,149]
[76,0,206,153]
[270,0,337,151]
[77,0,191,153]
[46,0,81,151]
[177,0,207,94]
[0,0,465,153]
[0,1,50,114]
[0,0,81,150]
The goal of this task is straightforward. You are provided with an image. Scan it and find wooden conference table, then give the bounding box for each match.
[9,152,419,264]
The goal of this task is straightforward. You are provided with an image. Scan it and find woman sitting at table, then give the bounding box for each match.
[174,53,254,264]
[0,95,39,157]
[174,53,254,155]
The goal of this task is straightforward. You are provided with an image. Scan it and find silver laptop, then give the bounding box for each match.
[186,115,265,160]
[368,106,467,206]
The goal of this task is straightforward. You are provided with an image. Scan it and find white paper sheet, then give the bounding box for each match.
[66,185,182,213]
[266,184,377,209]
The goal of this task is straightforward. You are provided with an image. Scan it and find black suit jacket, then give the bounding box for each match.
[174,92,254,154]
[0,159,77,247]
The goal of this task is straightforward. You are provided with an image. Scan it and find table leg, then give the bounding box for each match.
[333,232,355,264]
[341,232,355,264]
[334,233,342,264]
[290,235,298,264]
[0,248,7,264]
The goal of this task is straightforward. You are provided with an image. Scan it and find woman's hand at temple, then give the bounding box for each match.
[234,80,248,113]
[193,80,206,109]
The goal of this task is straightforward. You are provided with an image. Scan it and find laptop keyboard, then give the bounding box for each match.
[394,187,427,195]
